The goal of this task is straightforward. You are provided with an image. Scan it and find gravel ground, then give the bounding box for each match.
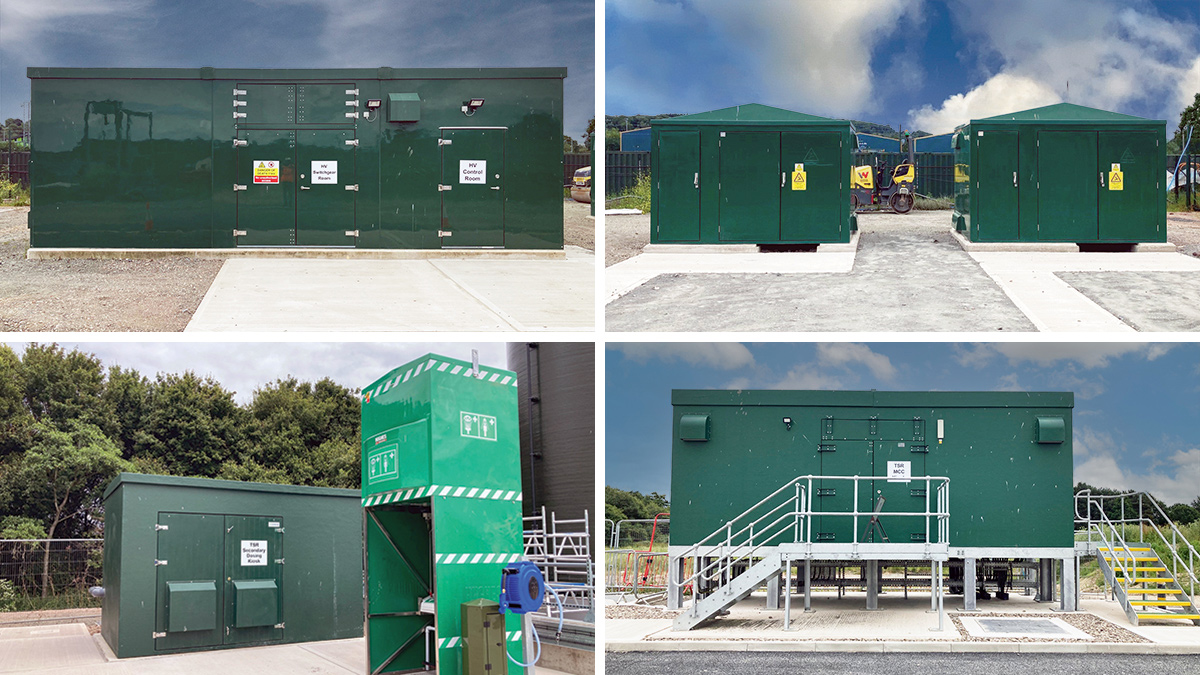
[949,612,1148,643]
[605,212,649,266]
[1168,211,1200,256]
[605,604,681,620]
[0,207,223,331]
[0,607,101,634]
[564,198,595,251]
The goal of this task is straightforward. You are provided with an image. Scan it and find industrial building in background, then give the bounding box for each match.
[953,103,1166,245]
[360,352,594,675]
[649,104,856,245]
[26,66,566,251]
[664,389,1198,630]
[97,474,363,658]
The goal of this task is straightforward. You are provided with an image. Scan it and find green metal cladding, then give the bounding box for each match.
[27,67,566,249]
[953,103,1166,243]
[650,104,856,245]
[360,354,526,675]
[99,473,363,659]
[670,390,1074,550]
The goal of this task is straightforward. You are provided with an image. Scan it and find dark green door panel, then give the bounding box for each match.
[239,84,296,125]
[780,132,841,242]
[297,83,355,124]
[155,513,224,652]
[296,129,357,246]
[440,128,506,247]
[656,131,701,241]
[1099,131,1158,241]
[817,440,872,542]
[1037,131,1097,241]
[223,515,283,645]
[871,440,928,543]
[237,129,296,246]
[976,131,1018,241]
[718,132,780,242]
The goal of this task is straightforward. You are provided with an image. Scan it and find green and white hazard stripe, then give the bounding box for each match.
[367,358,518,403]
[434,552,523,565]
[438,631,522,648]
[362,485,522,507]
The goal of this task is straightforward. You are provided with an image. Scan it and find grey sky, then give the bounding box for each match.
[0,0,595,139]
[6,341,512,403]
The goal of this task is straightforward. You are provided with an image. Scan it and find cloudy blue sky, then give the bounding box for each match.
[606,342,1200,506]
[606,0,1200,134]
[4,341,511,404]
[0,0,594,139]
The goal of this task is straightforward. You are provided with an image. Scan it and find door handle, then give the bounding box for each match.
[1100,171,1104,187]
[300,186,311,190]
[490,186,500,190]
[694,172,699,189]
[782,172,786,188]
[1013,171,1017,188]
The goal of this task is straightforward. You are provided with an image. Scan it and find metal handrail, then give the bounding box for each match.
[1080,496,1142,601]
[1075,489,1198,597]
[675,474,950,617]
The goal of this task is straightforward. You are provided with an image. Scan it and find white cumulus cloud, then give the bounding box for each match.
[910,73,1061,133]
[613,343,755,370]
[815,343,898,381]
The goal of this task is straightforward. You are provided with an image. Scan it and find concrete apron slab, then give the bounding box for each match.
[606,233,859,303]
[186,252,594,332]
[970,251,1200,332]
[0,623,106,673]
[27,248,567,261]
[950,229,1177,253]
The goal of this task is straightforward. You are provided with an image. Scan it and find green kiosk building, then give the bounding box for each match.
[650,104,856,245]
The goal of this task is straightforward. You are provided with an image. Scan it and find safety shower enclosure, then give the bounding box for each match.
[99,474,363,658]
[26,67,565,250]
[953,103,1166,243]
[361,354,527,674]
[650,104,856,245]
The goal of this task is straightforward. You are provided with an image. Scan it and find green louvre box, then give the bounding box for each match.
[360,354,526,675]
[650,104,856,245]
[670,390,1074,550]
[99,473,362,659]
[953,103,1166,244]
[26,66,566,250]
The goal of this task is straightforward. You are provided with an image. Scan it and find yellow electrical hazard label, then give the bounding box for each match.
[1109,170,1123,190]
[792,163,807,191]
[253,160,279,184]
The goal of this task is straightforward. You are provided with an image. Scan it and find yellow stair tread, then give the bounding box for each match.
[1104,557,1157,562]
[1099,547,1153,551]
[1129,601,1193,606]
[1123,590,1181,595]
[1132,577,1175,583]
[1137,614,1200,620]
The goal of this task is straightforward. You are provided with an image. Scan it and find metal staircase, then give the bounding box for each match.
[1076,490,1200,626]
[672,474,950,631]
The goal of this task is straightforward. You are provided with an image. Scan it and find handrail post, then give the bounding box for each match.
[853,476,859,544]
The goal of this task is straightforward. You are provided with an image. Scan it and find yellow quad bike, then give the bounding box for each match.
[851,151,916,214]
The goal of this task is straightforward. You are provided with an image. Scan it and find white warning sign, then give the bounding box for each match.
[241,540,268,566]
[253,160,279,184]
[311,161,338,184]
[887,461,911,483]
[459,160,487,184]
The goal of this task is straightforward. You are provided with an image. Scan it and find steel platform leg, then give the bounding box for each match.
[667,554,682,610]
[865,560,879,610]
[962,557,977,611]
[767,571,781,610]
[804,558,813,613]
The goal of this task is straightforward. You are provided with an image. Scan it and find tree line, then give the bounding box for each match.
[0,343,362,548]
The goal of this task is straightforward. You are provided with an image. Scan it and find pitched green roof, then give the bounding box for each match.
[654,103,837,124]
[976,102,1149,122]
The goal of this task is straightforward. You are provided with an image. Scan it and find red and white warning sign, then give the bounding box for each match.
[253,160,279,184]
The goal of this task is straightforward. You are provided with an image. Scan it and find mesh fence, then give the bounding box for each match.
[0,539,103,598]
[0,151,29,187]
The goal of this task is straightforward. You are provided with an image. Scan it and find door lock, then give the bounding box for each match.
[300,186,311,190]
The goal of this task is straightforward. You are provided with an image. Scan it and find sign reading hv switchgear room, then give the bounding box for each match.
[311,161,338,184]
[460,411,497,441]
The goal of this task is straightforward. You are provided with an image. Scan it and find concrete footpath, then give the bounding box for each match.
[186,247,595,331]
[0,626,576,674]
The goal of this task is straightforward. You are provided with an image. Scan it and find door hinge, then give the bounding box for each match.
[234,229,247,237]
[345,100,360,107]
[345,111,360,119]
[438,139,453,146]
[274,527,285,533]
[233,89,247,96]
[345,88,359,96]
[439,230,452,237]
[152,631,166,639]
[234,184,247,191]
[154,524,168,531]
[274,558,285,565]
[154,559,168,566]
[233,139,248,147]
[438,184,452,191]
[233,100,247,107]
[345,230,359,237]
[345,138,359,147]
[234,112,247,119]
[274,623,285,629]
[345,184,359,191]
